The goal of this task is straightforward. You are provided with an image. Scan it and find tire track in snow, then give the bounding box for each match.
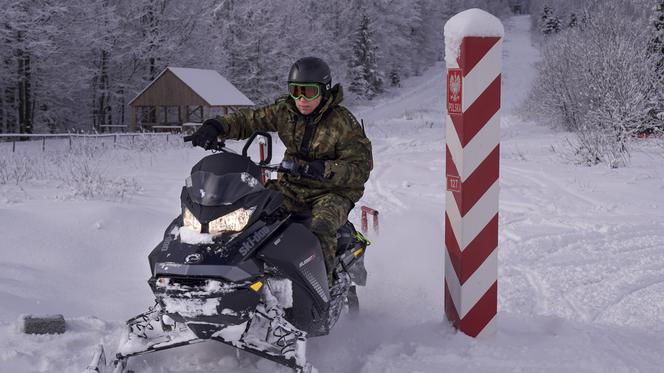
[591,277,664,323]
[501,164,607,215]
[502,225,664,328]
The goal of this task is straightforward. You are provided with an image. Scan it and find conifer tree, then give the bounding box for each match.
[348,14,383,100]
[389,66,401,88]
[647,0,664,132]
[649,0,664,72]
[540,6,561,34]
[569,13,578,28]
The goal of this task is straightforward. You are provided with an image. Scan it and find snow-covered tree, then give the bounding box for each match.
[526,0,658,166]
[348,14,383,100]
[87,0,121,131]
[0,0,69,134]
[649,0,664,72]
[389,67,401,88]
[569,13,578,28]
[540,6,561,34]
[368,0,420,81]
[211,0,293,104]
[645,0,664,133]
[0,0,488,132]
[296,0,353,89]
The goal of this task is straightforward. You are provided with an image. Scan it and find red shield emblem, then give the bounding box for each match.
[447,69,462,114]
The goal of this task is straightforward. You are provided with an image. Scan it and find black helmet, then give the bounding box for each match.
[288,57,332,92]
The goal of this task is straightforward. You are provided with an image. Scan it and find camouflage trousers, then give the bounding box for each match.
[268,183,352,283]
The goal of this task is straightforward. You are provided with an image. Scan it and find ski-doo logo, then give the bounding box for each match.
[184,253,203,264]
[239,226,271,256]
[299,254,316,268]
[159,262,183,270]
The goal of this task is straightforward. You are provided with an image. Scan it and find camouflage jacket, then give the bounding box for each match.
[214,84,373,205]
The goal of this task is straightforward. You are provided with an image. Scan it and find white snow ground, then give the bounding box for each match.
[1,15,664,373]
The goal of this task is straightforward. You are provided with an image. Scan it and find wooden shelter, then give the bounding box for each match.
[128,67,254,132]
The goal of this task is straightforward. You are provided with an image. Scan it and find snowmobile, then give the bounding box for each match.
[84,132,371,373]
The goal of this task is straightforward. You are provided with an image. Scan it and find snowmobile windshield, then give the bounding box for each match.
[186,171,263,207]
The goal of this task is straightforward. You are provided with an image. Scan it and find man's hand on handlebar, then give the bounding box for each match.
[188,118,225,150]
[279,157,327,180]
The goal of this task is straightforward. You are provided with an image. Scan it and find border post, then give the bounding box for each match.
[443,8,503,337]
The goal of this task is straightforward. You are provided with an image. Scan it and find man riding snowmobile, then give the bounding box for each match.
[83,57,374,373]
[190,56,373,284]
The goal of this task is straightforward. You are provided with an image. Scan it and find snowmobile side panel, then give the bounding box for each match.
[153,262,257,282]
[257,223,330,331]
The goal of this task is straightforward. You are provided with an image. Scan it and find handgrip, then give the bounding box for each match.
[242,132,272,165]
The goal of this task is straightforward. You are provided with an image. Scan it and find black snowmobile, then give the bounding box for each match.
[84,132,371,373]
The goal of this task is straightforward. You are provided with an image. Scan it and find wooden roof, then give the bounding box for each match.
[129,67,254,107]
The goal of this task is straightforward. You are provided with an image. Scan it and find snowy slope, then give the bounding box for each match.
[1,15,664,373]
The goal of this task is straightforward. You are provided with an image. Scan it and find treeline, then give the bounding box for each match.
[0,0,512,134]
[525,0,663,167]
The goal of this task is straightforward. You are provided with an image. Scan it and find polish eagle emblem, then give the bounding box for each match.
[449,73,461,102]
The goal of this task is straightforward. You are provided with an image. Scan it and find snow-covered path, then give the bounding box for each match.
[2,14,664,373]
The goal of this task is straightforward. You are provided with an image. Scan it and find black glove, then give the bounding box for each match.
[301,159,326,180]
[280,158,327,180]
[191,118,225,150]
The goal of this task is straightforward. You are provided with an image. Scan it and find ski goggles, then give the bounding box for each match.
[288,83,321,101]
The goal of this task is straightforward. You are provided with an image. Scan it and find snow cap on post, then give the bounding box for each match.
[444,9,504,67]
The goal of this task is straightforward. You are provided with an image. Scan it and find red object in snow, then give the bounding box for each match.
[360,206,379,235]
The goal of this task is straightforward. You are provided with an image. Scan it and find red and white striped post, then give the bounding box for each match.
[443,9,503,337]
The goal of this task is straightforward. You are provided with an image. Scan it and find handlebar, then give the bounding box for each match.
[184,132,273,167]
[242,132,272,165]
[183,134,226,152]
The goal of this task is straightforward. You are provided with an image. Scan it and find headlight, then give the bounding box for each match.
[155,277,170,288]
[208,207,255,234]
[182,207,254,235]
[182,208,202,231]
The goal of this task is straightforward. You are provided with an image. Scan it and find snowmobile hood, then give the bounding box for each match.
[186,153,264,207]
[190,152,262,179]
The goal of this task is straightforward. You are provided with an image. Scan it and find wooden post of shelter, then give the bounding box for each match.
[131,106,137,131]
